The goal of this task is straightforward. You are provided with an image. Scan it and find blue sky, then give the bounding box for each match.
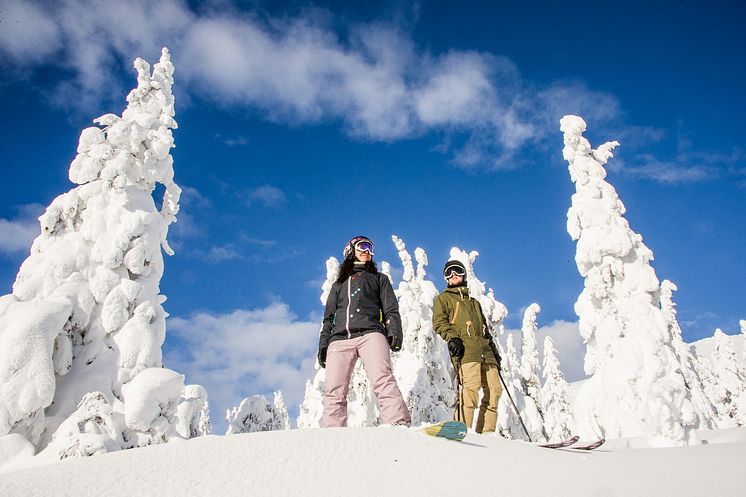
[1,0,744,427]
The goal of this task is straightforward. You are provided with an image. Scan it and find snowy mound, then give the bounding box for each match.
[2,426,745,497]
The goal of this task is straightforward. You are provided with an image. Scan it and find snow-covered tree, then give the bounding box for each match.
[540,336,574,442]
[0,49,208,464]
[709,329,746,426]
[226,392,289,434]
[518,304,547,441]
[561,115,698,447]
[497,334,526,439]
[390,236,454,425]
[660,280,718,430]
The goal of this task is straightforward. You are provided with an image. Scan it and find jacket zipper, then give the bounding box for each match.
[345,277,352,338]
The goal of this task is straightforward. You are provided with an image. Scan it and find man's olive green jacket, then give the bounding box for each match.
[432,285,498,365]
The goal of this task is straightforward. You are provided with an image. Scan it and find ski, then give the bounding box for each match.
[419,420,468,441]
[570,438,606,451]
[537,435,579,449]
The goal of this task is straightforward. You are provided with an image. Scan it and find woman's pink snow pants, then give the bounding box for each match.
[322,332,411,427]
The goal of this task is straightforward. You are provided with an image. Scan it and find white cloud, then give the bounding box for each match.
[205,244,242,263]
[0,1,617,168]
[164,301,319,432]
[0,204,44,255]
[0,0,62,63]
[248,185,286,208]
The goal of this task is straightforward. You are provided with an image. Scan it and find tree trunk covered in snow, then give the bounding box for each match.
[561,115,697,447]
[709,330,746,426]
[390,236,455,425]
[0,49,208,464]
[660,280,719,430]
[540,336,574,442]
[519,304,548,442]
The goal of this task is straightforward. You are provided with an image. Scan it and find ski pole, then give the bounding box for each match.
[497,368,532,442]
[454,359,463,422]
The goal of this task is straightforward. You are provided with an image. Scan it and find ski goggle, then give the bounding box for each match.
[354,240,374,255]
[443,264,466,280]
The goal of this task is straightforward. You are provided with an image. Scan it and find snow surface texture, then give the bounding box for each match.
[226,392,289,434]
[561,115,698,447]
[0,49,208,469]
[1,425,745,497]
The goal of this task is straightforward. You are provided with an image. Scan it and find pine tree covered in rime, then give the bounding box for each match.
[561,115,697,447]
[0,50,209,462]
[710,329,746,426]
[540,336,574,442]
[497,334,526,439]
[741,320,746,364]
[297,258,339,428]
[660,280,718,430]
[226,392,289,434]
[519,303,547,441]
[389,236,454,425]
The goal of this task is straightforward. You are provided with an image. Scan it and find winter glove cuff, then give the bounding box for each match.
[448,337,465,359]
[318,347,328,368]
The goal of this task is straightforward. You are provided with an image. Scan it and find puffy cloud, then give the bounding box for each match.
[248,185,286,208]
[0,0,621,169]
[0,204,44,255]
[164,301,319,432]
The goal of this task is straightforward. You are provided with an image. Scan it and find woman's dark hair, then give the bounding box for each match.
[336,259,378,284]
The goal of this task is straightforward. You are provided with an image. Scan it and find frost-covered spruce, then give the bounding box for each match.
[0,49,208,462]
[660,280,718,430]
[497,334,526,439]
[226,392,289,434]
[540,336,574,443]
[297,257,339,428]
[519,304,547,441]
[561,115,697,446]
[389,235,454,425]
[710,329,746,427]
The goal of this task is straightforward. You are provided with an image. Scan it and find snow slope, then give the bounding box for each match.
[1,426,744,497]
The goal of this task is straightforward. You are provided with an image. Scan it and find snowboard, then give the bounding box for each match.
[419,421,468,441]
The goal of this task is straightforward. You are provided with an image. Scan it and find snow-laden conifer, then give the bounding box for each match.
[226,392,289,434]
[540,336,574,442]
[0,49,208,461]
[710,329,746,426]
[497,334,527,439]
[390,236,454,425]
[297,257,339,428]
[518,304,547,441]
[660,280,718,429]
[561,115,697,447]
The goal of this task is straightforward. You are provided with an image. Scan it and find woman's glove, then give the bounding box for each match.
[448,337,465,358]
[388,334,402,352]
[318,347,328,368]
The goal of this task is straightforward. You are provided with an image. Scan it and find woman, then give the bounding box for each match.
[317,236,411,427]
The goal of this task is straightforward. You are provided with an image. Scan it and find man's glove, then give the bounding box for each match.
[448,337,465,359]
[318,347,327,368]
[488,340,502,369]
[388,334,402,352]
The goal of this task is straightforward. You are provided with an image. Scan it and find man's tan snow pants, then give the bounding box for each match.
[459,361,502,433]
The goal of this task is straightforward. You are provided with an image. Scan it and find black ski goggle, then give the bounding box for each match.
[443,264,466,280]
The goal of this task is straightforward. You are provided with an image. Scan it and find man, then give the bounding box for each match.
[432,259,502,433]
